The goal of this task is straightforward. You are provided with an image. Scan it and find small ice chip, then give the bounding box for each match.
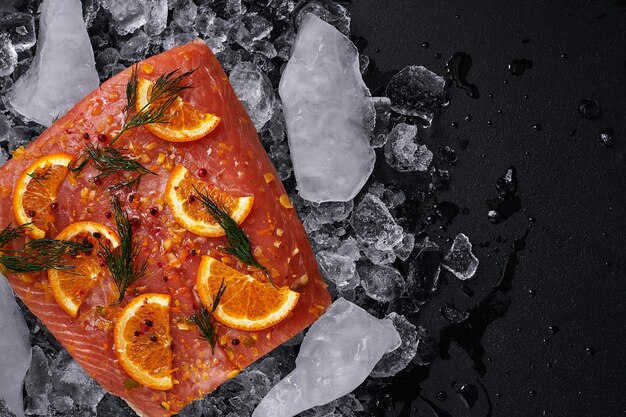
[0,34,18,77]
[252,298,400,417]
[280,14,375,203]
[442,233,479,280]
[0,13,36,52]
[8,0,100,127]
[384,123,433,172]
[408,238,442,292]
[119,30,150,61]
[358,262,406,303]
[371,313,418,378]
[230,61,275,131]
[386,65,447,126]
[316,237,360,292]
[24,346,50,416]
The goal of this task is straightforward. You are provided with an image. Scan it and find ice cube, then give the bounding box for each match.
[49,350,105,413]
[351,193,408,264]
[414,326,436,366]
[0,276,31,417]
[230,61,275,131]
[441,303,469,323]
[316,237,360,292]
[371,97,392,148]
[172,0,198,29]
[0,13,36,52]
[407,238,442,292]
[8,0,99,127]
[0,34,18,77]
[252,298,400,417]
[293,0,351,36]
[386,65,447,126]
[0,397,17,417]
[268,139,293,180]
[371,313,417,378]
[235,12,276,58]
[358,262,406,303]
[279,14,375,203]
[101,0,167,36]
[119,30,150,62]
[384,123,433,172]
[309,200,354,225]
[442,233,479,280]
[95,394,135,417]
[23,346,50,416]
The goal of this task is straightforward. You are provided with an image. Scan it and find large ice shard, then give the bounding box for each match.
[8,0,99,127]
[0,276,31,417]
[252,298,401,417]
[279,14,376,203]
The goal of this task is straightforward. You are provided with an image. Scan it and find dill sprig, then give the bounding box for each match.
[0,223,30,247]
[0,238,93,273]
[99,195,147,301]
[111,68,195,145]
[192,185,275,288]
[190,278,227,354]
[72,144,156,190]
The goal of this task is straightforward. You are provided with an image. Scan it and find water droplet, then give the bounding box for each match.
[529,389,537,397]
[586,346,596,356]
[598,128,614,147]
[446,52,480,98]
[450,121,458,128]
[548,325,559,334]
[577,99,601,119]
[560,52,568,60]
[436,391,447,401]
[528,289,537,297]
[457,384,479,409]
[422,42,430,49]
[465,114,473,121]
[508,58,533,76]
[533,123,542,131]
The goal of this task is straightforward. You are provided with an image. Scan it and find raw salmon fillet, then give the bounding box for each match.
[0,39,331,416]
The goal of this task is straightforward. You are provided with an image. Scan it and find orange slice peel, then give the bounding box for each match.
[196,256,299,331]
[165,164,253,237]
[12,153,74,238]
[114,293,173,391]
[48,222,120,317]
[136,77,220,142]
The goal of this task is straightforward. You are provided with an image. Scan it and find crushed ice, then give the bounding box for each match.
[0,0,485,415]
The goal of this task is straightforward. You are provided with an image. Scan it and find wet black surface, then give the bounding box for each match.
[347,1,626,416]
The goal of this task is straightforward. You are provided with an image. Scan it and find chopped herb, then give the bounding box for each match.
[0,223,30,247]
[0,237,93,273]
[99,196,147,301]
[192,185,275,288]
[111,68,195,145]
[27,171,49,187]
[72,144,156,190]
[190,279,227,354]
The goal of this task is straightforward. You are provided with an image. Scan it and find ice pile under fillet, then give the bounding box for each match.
[279,14,376,203]
[0,276,31,417]
[252,298,401,417]
[8,0,99,127]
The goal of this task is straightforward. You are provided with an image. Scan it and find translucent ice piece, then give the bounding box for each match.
[280,14,375,203]
[23,346,50,416]
[252,298,401,417]
[0,13,36,52]
[371,313,417,377]
[384,123,433,172]
[0,34,18,77]
[316,237,360,292]
[100,0,167,36]
[8,0,99,127]
[358,262,406,302]
[230,61,275,131]
[0,276,31,417]
[386,65,446,126]
[442,233,479,280]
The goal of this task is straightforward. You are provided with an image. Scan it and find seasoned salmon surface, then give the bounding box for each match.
[0,40,331,416]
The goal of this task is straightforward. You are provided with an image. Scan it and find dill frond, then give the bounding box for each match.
[192,185,275,288]
[100,195,147,301]
[190,278,227,354]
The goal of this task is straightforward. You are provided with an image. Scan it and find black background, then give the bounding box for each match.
[345,1,626,416]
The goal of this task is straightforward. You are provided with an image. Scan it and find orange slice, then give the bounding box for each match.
[165,164,254,237]
[12,153,74,238]
[114,293,173,391]
[196,256,299,331]
[48,222,120,317]
[136,77,221,142]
